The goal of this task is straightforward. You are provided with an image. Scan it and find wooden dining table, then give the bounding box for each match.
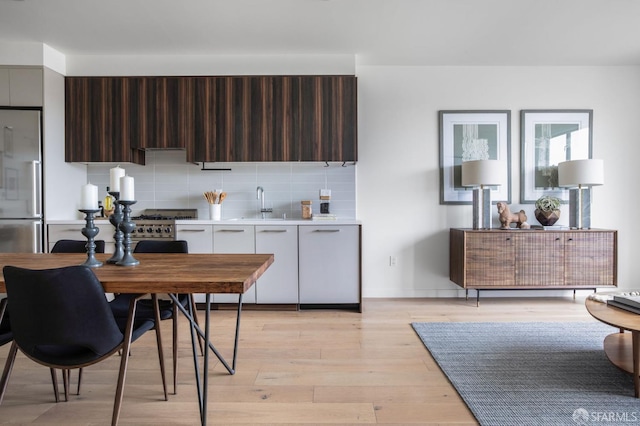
[0,252,274,426]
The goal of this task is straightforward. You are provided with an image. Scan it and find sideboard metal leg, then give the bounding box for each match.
[466,289,469,300]
[476,290,480,307]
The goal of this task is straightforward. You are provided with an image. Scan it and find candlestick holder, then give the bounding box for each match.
[78,209,103,268]
[116,200,139,266]
[106,191,125,264]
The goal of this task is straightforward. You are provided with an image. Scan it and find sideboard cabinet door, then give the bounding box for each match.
[564,231,616,286]
[464,232,515,287]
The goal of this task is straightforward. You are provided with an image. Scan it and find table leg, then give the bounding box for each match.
[232,294,244,372]
[168,293,246,426]
[111,297,138,426]
[186,295,203,423]
[633,331,639,398]
[169,294,242,375]
[202,293,211,425]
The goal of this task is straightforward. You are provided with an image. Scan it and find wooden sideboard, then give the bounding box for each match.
[449,228,617,303]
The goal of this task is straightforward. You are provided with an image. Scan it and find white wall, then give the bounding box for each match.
[42,67,85,220]
[357,65,640,296]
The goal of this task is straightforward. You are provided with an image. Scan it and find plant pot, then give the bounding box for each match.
[534,209,560,226]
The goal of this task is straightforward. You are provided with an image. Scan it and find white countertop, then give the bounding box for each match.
[175,218,361,226]
[48,218,361,226]
[47,219,115,225]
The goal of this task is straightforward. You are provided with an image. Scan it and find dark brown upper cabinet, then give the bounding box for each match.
[189,76,276,162]
[187,75,357,162]
[297,76,358,162]
[187,76,301,162]
[66,75,357,164]
[129,77,193,150]
[65,77,145,164]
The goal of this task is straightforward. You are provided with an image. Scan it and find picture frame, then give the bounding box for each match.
[6,167,18,200]
[439,110,511,205]
[520,110,592,203]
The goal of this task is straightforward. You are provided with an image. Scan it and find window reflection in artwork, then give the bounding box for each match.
[534,124,590,189]
[520,110,592,203]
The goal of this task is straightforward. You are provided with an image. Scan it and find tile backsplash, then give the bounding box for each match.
[87,151,357,220]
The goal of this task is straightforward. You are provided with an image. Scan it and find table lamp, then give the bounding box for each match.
[558,159,604,229]
[462,159,505,229]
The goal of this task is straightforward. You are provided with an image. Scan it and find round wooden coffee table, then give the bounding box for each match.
[586,298,640,398]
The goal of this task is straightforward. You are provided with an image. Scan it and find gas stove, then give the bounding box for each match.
[130,208,197,240]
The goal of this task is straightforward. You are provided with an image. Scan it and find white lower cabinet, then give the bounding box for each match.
[212,225,256,303]
[176,224,213,253]
[174,222,361,309]
[255,225,298,304]
[48,222,116,253]
[298,225,360,306]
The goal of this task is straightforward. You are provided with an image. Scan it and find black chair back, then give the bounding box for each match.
[3,265,123,365]
[134,240,188,254]
[51,240,106,254]
[0,299,11,346]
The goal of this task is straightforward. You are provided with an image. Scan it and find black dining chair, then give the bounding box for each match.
[109,240,201,394]
[0,298,11,347]
[49,238,106,396]
[0,298,70,403]
[0,265,167,424]
[51,239,106,254]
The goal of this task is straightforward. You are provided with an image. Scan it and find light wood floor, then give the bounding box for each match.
[0,297,599,425]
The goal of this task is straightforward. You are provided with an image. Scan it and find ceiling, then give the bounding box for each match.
[1,0,639,66]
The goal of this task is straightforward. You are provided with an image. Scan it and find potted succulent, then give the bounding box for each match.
[534,195,561,226]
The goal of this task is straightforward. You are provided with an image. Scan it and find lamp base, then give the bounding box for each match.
[472,188,491,230]
[569,188,591,229]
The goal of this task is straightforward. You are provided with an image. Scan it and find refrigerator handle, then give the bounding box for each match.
[31,160,42,217]
[33,221,43,253]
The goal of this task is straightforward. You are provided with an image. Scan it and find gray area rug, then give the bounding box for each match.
[412,322,639,426]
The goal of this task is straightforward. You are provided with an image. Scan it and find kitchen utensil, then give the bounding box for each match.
[203,191,218,204]
[218,192,227,204]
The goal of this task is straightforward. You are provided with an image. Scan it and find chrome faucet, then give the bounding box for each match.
[256,186,273,219]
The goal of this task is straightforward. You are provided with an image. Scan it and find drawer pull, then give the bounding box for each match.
[313,229,341,233]
[260,230,287,233]
[180,229,206,233]
[218,229,245,233]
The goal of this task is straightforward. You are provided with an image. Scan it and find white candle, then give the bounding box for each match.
[120,175,135,201]
[109,166,125,192]
[80,183,98,210]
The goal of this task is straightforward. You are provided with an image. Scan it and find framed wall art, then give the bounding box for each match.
[439,110,511,205]
[520,110,592,203]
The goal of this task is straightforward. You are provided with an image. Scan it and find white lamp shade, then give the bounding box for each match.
[461,159,505,187]
[558,159,604,187]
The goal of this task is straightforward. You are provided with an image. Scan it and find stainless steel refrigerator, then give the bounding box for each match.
[0,107,43,253]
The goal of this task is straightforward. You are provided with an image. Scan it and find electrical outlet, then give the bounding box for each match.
[389,256,397,266]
